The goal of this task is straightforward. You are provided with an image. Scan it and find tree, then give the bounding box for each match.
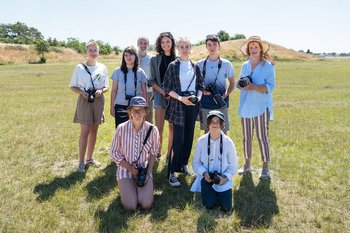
[66,37,86,53]
[0,22,43,44]
[113,46,122,55]
[306,49,312,54]
[96,40,112,55]
[217,30,230,42]
[35,39,50,63]
[231,33,246,40]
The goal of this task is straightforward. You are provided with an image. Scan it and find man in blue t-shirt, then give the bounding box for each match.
[197,35,235,134]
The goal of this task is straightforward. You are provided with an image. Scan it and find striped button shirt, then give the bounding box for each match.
[110,120,160,180]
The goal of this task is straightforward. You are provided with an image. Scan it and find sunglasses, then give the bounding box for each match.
[206,34,218,39]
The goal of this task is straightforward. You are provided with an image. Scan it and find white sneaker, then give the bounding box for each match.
[238,165,251,175]
[168,174,181,187]
[259,167,271,179]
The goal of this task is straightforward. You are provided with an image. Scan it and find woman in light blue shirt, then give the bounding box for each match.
[191,110,238,212]
[237,36,275,179]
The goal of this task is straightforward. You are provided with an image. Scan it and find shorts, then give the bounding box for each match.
[153,91,168,109]
[73,95,105,125]
[200,107,230,131]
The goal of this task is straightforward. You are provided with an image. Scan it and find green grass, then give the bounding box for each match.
[0,59,349,232]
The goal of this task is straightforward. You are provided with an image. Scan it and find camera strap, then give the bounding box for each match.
[81,63,96,91]
[184,61,196,93]
[124,70,138,102]
[202,56,222,86]
[133,125,154,164]
[207,133,223,174]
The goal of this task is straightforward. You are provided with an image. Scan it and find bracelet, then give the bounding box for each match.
[177,96,182,101]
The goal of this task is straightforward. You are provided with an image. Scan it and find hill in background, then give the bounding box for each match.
[0,39,317,65]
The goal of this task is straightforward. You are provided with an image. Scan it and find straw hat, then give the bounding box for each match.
[240,36,271,56]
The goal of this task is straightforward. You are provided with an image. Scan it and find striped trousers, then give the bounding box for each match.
[241,110,270,162]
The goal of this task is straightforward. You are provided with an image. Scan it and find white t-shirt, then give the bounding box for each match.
[139,54,153,93]
[179,60,196,92]
[69,62,109,92]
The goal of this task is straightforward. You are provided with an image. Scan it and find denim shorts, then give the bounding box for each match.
[153,91,168,109]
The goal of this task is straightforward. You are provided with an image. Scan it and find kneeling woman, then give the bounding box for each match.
[191,110,238,212]
[110,97,160,210]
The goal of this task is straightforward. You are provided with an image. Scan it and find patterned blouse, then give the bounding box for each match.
[163,58,204,126]
[110,120,160,180]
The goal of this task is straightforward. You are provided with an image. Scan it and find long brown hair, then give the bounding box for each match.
[154,32,176,56]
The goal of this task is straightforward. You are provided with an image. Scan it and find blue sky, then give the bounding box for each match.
[1,0,349,53]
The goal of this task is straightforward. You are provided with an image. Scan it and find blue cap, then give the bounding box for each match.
[207,110,225,122]
[128,96,147,108]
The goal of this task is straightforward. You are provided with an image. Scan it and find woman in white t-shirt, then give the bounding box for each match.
[69,41,109,172]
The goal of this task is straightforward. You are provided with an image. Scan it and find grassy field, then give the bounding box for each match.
[0,59,349,232]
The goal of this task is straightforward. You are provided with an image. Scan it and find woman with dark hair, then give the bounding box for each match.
[237,36,275,179]
[69,41,109,172]
[163,37,204,187]
[148,32,177,161]
[110,46,147,128]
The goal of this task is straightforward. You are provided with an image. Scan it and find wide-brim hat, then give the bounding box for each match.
[127,96,149,109]
[240,36,270,56]
[207,110,225,122]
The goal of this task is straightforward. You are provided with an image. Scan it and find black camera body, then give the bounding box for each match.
[236,75,253,89]
[206,84,227,109]
[85,89,96,103]
[125,94,135,101]
[136,166,148,187]
[181,91,198,104]
[208,171,221,185]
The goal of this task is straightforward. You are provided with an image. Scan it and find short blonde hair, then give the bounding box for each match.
[176,37,192,48]
[86,41,100,51]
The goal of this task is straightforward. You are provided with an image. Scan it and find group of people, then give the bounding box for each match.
[69,33,275,212]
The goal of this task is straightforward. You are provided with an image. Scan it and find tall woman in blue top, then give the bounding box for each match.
[237,36,275,179]
[163,37,204,187]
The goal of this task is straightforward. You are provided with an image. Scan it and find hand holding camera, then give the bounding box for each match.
[236,75,253,89]
[84,88,96,103]
[205,84,227,109]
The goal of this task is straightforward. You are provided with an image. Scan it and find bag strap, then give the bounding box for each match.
[184,61,196,92]
[133,125,154,164]
[81,63,96,90]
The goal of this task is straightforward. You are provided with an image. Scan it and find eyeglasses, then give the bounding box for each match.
[131,108,146,114]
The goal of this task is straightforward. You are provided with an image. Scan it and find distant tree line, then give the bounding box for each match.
[194,30,246,46]
[0,22,121,60]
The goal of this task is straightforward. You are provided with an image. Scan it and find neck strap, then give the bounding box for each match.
[207,133,223,173]
[202,56,222,86]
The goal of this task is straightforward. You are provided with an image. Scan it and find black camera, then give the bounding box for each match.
[136,166,148,187]
[85,88,96,103]
[236,75,253,89]
[208,171,221,185]
[125,94,135,101]
[181,91,198,104]
[206,84,227,109]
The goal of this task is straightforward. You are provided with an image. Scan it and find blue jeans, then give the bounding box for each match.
[201,178,232,212]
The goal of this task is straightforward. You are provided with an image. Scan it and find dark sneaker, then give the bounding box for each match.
[168,174,181,187]
[77,162,85,173]
[86,158,101,168]
[259,167,271,179]
[182,165,194,176]
[238,165,251,175]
